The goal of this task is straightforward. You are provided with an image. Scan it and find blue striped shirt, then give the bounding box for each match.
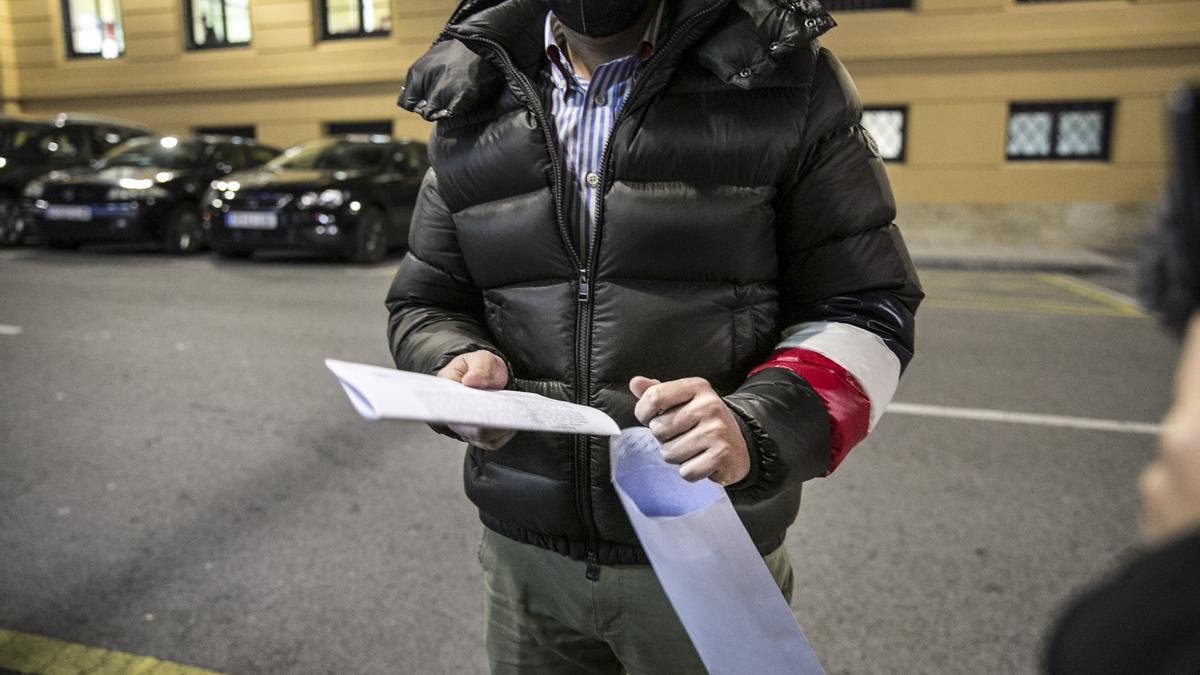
[543,5,665,260]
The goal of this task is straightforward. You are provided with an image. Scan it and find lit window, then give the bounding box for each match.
[861,107,906,162]
[63,0,125,59]
[321,0,390,39]
[1007,102,1114,161]
[186,0,252,49]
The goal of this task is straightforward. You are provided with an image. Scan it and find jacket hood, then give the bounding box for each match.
[398,0,835,122]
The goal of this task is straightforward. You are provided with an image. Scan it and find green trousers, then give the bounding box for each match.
[479,528,795,675]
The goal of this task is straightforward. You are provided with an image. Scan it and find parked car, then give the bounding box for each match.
[204,135,427,263]
[23,134,280,253]
[0,113,151,245]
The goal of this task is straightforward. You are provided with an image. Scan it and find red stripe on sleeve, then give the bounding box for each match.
[749,348,871,475]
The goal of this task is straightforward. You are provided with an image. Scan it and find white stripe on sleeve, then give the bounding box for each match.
[778,321,902,430]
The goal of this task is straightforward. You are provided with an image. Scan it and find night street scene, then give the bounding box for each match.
[3,0,1200,674]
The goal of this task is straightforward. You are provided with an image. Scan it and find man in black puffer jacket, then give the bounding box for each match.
[386,0,923,670]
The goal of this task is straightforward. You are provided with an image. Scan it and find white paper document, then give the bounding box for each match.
[324,359,620,436]
[611,428,825,675]
[327,358,823,672]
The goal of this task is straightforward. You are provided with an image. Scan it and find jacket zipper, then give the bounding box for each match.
[586,0,726,271]
[576,0,725,579]
[443,0,723,580]
[440,32,580,274]
[442,29,601,577]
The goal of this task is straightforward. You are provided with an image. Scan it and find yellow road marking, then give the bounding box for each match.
[1036,273,1147,318]
[922,298,1143,318]
[0,629,222,675]
[913,270,1149,318]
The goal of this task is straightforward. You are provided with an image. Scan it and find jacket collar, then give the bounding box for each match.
[399,0,835,121]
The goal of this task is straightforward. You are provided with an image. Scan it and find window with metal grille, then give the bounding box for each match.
[185,0,251,49]
[325,120,394,137]
[822,0,912,11]
[321,0,390,39]
[62,0,125,59]
[861,107,906,162]
[1006,102,1114,161]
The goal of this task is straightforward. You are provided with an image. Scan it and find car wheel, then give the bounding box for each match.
[350,206,388,264]
[162,204,204,255]
[0,196,26,247]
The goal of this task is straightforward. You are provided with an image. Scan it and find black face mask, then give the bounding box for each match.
[548,0,649,39]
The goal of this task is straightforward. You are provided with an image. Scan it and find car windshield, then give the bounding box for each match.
[101,137,205,169]
[269,139,388,171]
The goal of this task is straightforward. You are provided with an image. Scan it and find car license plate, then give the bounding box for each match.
[226,211,278,230]
[46,205,92,222]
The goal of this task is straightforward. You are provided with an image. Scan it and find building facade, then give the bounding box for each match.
[2,0,1199,246]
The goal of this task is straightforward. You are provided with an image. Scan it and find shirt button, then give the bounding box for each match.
[585,172,601,188]
[594,93,608,106]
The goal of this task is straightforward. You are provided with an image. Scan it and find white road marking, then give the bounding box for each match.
[887,402,1163,435]
[0,324,23,335]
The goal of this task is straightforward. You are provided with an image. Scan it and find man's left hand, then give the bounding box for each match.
[630,375,750,486]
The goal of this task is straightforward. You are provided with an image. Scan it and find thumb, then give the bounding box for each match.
[629,376,661,399]
[461,351,508,390]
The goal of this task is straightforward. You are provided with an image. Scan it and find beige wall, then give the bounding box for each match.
[0,0,21,113]
[3,0,1200,223]
[2,0,450,144]
[820,0,1200,208]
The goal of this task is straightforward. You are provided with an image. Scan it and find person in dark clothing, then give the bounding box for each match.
[386,0,922,670]
[1045,86,1200,675]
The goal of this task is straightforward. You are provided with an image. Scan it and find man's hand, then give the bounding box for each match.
[1140,315,1200,544]
[437,350,515,451]
[630,375,750,486]
[1139,410,1200,544]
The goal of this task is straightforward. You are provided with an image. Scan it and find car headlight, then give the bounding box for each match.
[298,189,348,209]
[23,181,44,199]
[107,186,169,201]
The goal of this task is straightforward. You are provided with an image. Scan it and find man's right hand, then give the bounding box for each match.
[436,349,516,450]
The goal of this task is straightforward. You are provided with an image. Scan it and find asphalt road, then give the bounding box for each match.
[0,246,1181,674]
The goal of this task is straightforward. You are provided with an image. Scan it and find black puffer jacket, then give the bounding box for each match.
[386,0,923,566]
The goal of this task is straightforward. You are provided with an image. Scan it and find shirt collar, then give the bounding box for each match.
[544,1,666,90]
